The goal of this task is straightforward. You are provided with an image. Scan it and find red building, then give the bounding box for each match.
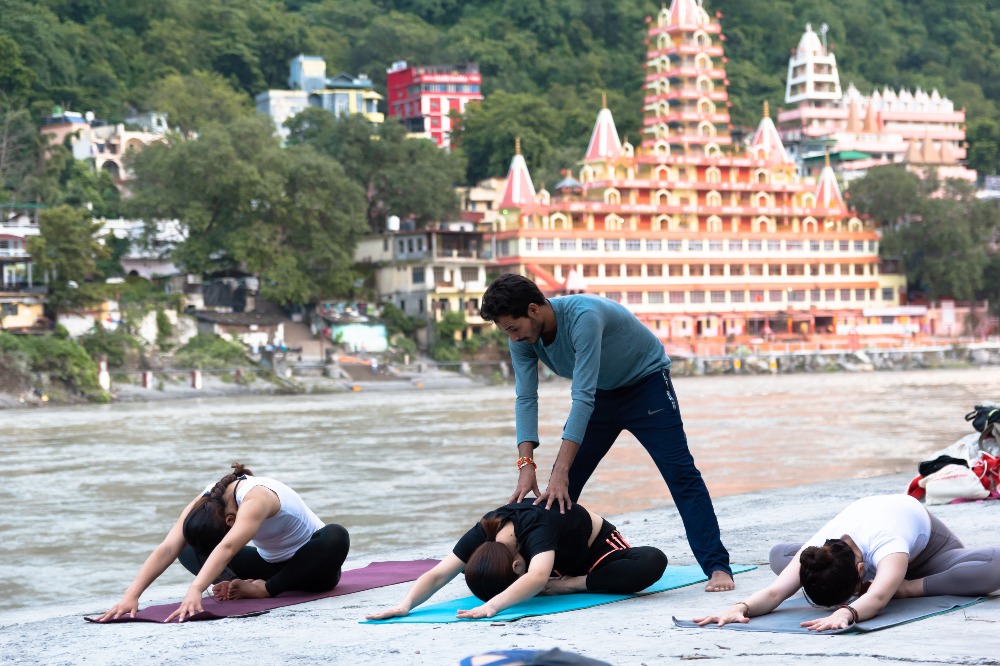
[385,60,483,149]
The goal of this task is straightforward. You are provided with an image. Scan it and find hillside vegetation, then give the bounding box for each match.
[2,0,999,186]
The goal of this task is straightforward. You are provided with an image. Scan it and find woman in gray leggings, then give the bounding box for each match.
[695,494,1000,631]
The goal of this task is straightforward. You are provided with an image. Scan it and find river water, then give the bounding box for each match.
[3,367,999,611]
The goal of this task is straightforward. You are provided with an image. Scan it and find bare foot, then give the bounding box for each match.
[212,580,232,601]
[705,570,735,592]
[227,579,270,599]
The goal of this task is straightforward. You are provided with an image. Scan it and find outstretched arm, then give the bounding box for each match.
[693,549,803,626]
[95,494,203,621]
[456,551,555,619]
[365,554,466,620]
[800,553,908,631]
[165,488,277,622]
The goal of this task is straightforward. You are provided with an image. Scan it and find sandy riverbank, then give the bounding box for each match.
[3,472,997,665]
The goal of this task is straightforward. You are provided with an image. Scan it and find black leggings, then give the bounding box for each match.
[179,523,350,597]
[583,520,668,594]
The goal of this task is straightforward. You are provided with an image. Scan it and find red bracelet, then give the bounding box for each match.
[516,456,536,470]
[839,604,859,624]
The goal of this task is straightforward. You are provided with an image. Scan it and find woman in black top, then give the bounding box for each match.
[366,498,667,620]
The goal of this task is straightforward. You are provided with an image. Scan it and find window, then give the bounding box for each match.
[840,289,851,301]
[786,264,805,276]
[825,289,836,301]
[461,267,479,282]
[523,238,534,251]
[747,264,764,276]
[854,241,865,252]
[537,239,554,251]
[731,291,745,303]
[710,290,726,303]
[667,240,683,251]
[869,288,877,301]
[839,240,850,251]
[728,240,743,251]
[881,287,895,301]
[498,240,510,256]
[669,291,685,304]
[434,267,446,283]
[810,289,821,302]
[668,264,684,276]
[647,264,663,277]
[824,264,836,275]
[748,240,763,251]
[648,291,665,304]
[397,240,405,253]
[646,239,662,251]
[767,240,781,251]
[810,241,821,251]
[789,290,806,302]
[605,292,622,302]
[583,264,600,277]
[625,239,642,251]
[768,290,784,302]
[708,240,723,252]
[1,303,17,316]
[855,288,866,301]
[688,240,703,251]
[430,98,440,113]
[560,239,577,251]
[625,264,642,277]
[690,291,706,303]
[412,267,425,283]
[749,290,764,303]
[869,240,876,252]
[786,241,803,251]
[581,239,598,251]
[407,239,414,252]
[605,240,620,251]
[626,292,643,304]
[708,264,725,276]
[729,264,744,276]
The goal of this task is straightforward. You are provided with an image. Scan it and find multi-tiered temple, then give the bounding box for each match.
[491,0,908,340]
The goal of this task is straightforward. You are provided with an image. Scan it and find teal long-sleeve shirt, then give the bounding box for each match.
[510,294,671,447]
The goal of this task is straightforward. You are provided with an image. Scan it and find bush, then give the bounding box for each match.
[155,308,173,350]
[79,325,143,368]
[0,331,104,398]
[429,340,461,363]
[175,334,252,369]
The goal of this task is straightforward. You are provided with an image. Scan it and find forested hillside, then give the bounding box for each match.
[2,0,1000,186]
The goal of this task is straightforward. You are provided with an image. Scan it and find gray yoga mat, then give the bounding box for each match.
[673,594,995,634]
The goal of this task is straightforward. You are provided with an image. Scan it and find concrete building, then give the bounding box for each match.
[487,1,908,341]
[778,24,975,182]
[355,225,491,347]
[385,61,483,149]
[256,55,384,140]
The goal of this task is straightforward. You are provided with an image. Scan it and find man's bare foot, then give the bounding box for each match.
[705,570,735,592]
[227,579,270,599]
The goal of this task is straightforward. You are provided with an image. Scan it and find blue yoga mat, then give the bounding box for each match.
[673,594,996,634]
[363,564,756,624]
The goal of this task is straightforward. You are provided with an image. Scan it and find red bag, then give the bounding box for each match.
[971,453,1000,491]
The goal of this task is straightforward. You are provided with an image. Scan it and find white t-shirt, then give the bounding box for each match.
[202,476,324,563]
[804,495,931,582]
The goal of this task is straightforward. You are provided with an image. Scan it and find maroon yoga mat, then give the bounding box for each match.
[85,559,438,624]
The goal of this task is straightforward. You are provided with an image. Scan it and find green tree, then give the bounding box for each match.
[58,160,121,218]
[144,70,253,135]
[846,166,923,230]
[0,35,36,99]
[287,111,463,229]
[879,179,999,300]
[25,204,110,312]
[127,115,367,304]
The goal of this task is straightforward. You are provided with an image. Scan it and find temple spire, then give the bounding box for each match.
[584,102,622,162]
[816,154,845,209]
[499,138,536,210]
[763,100,770,118]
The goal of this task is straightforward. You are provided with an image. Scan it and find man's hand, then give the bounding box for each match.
[509,465,540,503]
[535,468,572,513]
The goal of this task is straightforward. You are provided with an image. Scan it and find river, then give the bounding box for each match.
[3,367,998,611]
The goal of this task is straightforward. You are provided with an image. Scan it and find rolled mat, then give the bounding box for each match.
[363,564,756,624]
[85,559,439,624]
[672,594,996,634]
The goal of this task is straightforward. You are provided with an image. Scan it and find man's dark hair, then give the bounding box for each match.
[480,274,545,322]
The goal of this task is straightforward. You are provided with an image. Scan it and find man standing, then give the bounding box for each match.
[479,274,734,591]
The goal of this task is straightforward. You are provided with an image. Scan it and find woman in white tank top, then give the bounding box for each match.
[96,462,349,623]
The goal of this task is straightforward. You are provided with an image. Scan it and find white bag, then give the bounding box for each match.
[918,464,989,505]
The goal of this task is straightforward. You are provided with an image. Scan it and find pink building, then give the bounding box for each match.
[385,61,483,149]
